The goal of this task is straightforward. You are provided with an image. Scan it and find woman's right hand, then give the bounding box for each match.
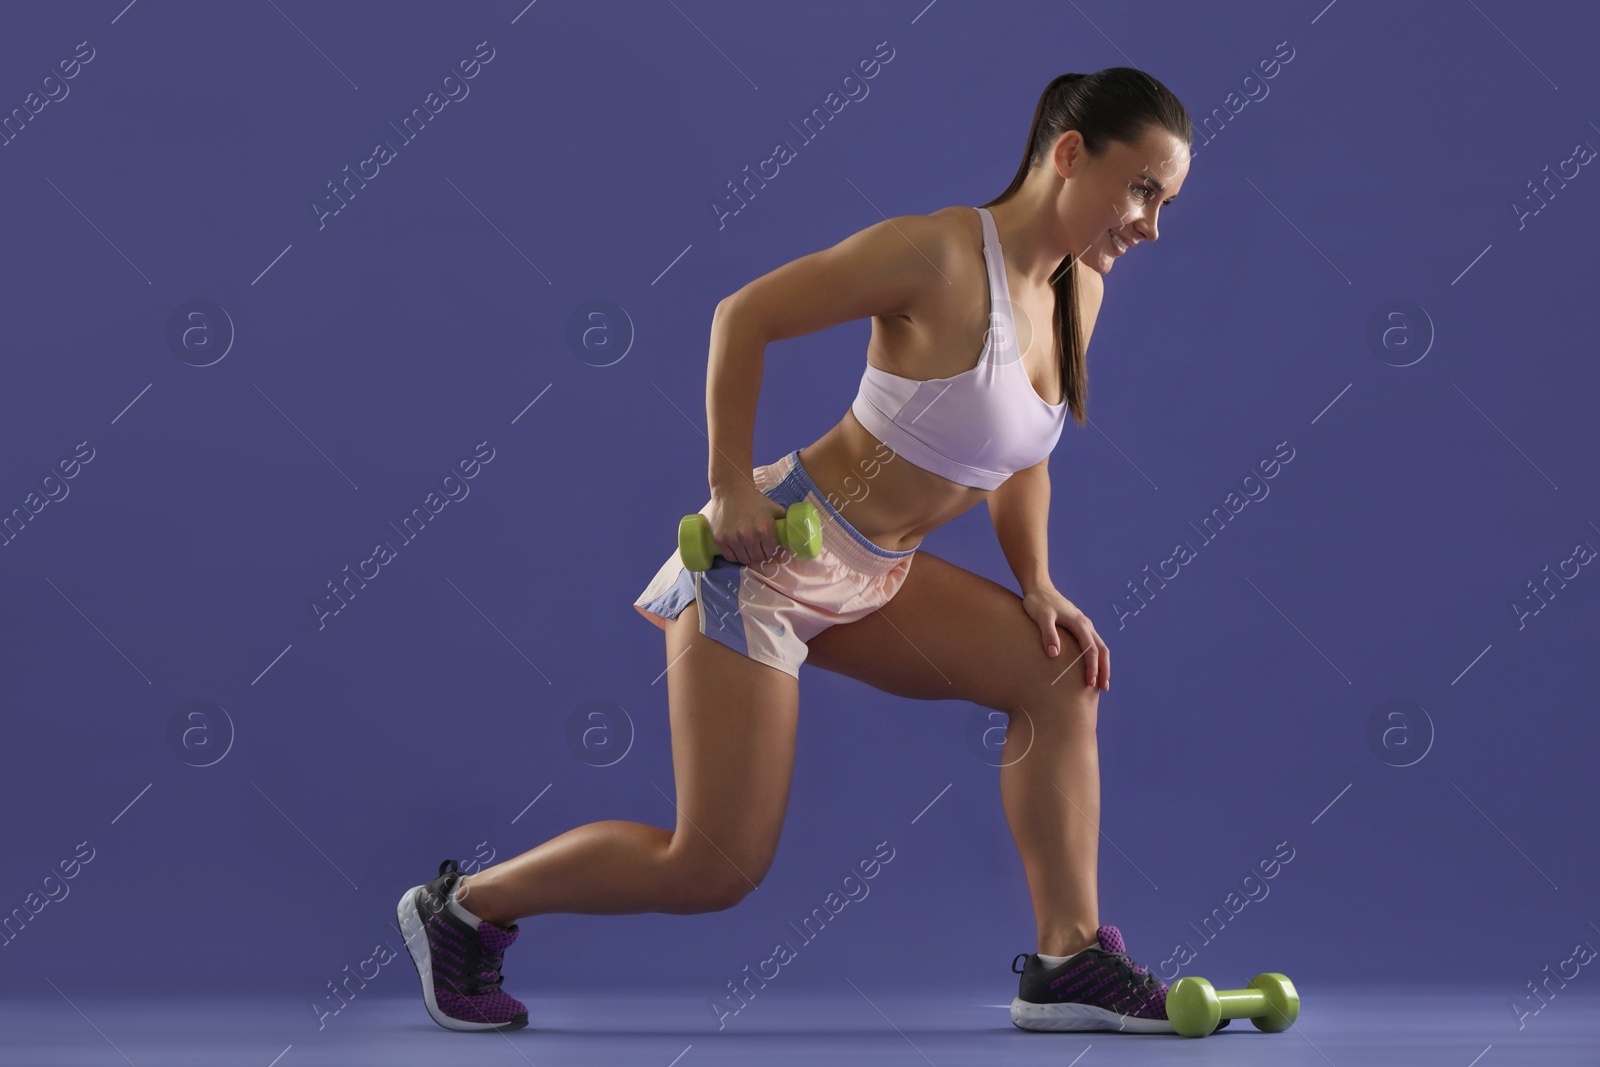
[706,482,791,567]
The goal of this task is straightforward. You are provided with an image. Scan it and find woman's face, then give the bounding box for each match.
[1060,126,1190,275]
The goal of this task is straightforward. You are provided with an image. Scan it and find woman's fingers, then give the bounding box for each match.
[1066,614,1104,690]
[1056,614,1090,687]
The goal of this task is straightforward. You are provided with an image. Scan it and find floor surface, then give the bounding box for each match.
[3,986,1595,1066]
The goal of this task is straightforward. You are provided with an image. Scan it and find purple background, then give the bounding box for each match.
[1,0,1595,1030]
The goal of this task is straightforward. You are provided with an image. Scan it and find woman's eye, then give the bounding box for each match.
[1130,183,1153,200]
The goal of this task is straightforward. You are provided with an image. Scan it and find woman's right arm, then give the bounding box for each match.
[699,212,951,565]
[705,212,950,497]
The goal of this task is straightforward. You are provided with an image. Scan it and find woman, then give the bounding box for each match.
[399,67,1194,1035]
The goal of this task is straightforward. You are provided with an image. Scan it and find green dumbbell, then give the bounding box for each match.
[1167,972,1299,1038]
[678,500,822,572]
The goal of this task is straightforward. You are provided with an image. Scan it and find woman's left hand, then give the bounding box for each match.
[1022,585,1110,691]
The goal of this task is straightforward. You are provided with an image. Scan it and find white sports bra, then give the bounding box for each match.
[850,206,1067,490]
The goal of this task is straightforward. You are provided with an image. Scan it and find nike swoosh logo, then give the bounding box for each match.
[756,618,786,637]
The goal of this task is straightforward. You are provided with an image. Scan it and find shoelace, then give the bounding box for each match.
[1103,950,1164,1002]
[443,937,505,996]
[429,905,507,996]
[470,946,505,994]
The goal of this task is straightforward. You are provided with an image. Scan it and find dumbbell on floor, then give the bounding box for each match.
[1167,972,1299,1038]
[678,501,822,572]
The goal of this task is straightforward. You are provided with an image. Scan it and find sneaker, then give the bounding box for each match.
[1010,924,1209,1034]
[396,858,529,1031]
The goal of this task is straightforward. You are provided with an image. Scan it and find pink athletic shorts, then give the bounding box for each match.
[633,449,918,679]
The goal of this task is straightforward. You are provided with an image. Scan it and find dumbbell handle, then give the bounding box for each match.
[1213,988,1273,1019]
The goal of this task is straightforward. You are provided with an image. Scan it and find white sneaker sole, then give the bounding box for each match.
[396,882,514,1032]
[1009,996,1176,1033]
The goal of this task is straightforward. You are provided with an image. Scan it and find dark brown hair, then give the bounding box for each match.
[982,69,1191,426]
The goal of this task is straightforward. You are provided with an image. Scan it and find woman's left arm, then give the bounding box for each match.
[987,455,1111,690]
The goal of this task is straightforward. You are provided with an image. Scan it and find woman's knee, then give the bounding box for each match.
[663,839,774,912]
[1011,665,1099,738]
[694,874,759,912]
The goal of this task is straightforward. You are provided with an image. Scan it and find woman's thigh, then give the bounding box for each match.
[662,600,800,897]
[804,549,1093,710]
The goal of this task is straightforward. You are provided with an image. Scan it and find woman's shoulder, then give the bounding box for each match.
[870,205,986,285]
[865,205,974,254]
[926,204,984,249]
